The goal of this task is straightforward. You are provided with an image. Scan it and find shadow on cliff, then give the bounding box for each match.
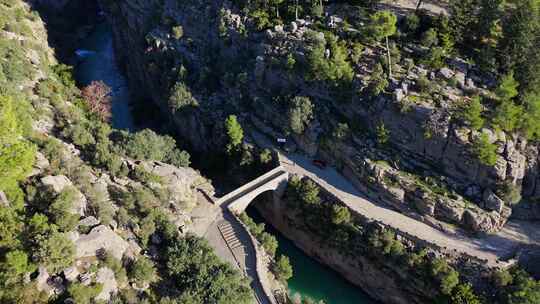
[24,0,100,62]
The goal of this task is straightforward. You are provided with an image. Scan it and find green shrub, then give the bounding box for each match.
[422,47,446,69]
[404,13,420,34]
[473,133,498,166]
[421,28,439,48]
[451,283,481,304]
[131,165,163,185]
[165,235,252,303]
[368,11,397,42]
[304,31,353,85]
[272,255,293,283]
[350,43,364,65]
[35,232,75,273]
[249,9,272,31]
[462,96,484,130]
[376,122,390,145]
[288,96,313,134]
[493,269,513,287]
[101,253,127,286]
[368,63,388,96]
[49,186,80,232]
[116,129,190,167]
[330,205,351,225]
[260,232,278,257]
[130,256,157,286]
[493,99,523,132]
[259,149,273,164]
[225,115,244,152]
[68,283,103,304]
[171,25,184,39]
[168,82,197,113]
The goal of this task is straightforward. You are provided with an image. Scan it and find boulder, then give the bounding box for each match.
[74,225,130,260]
[95,267,117,302]
[63,266,79,282]
[435,198,465,223]
[463,209,502,233]
[29,152,50,177]
[78,216,100,228]
[141,161,200,207]
[395,88,406,102]
[438,67,454,79]
[0,191,8,207]
[290,21,298,33]
[41,175,72,193]
[40,175,88,216]
[482,189,504,213]
[36,266,50,293]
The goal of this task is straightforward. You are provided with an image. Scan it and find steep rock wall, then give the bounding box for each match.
[100,0,540,230]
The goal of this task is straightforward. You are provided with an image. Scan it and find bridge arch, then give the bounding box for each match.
[216,167,289,214]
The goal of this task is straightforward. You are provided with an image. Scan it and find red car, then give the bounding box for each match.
[312,159,327,169]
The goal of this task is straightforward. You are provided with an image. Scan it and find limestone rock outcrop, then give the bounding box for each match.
[74,225,132,260]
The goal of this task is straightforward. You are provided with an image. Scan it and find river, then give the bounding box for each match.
[75,22,135,131]
[75,21,376,304]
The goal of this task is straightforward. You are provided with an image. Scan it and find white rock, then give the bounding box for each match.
[63,266,79,282]
[78,216,100,228]
[74,225,130,260]
[95,267,117,302]
[41,175,72,193]
[0,191,8,207]
[439,67,455,79]
[290,21,298,32]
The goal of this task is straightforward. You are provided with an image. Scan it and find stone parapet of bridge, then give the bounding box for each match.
[216,166,289,214]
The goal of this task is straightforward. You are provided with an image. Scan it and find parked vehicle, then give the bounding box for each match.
[312,159,327,169]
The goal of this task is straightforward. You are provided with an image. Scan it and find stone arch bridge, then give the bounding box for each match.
[216,166,289,214]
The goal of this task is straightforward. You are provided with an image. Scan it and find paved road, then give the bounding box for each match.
[279,152,540,267]
[249,128,540,267]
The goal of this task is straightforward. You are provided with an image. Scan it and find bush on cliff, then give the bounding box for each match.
[168,81,198,113]
[115,129,190,167]
[473,133,498,166]
[288,96,314,135]
[273,255,293,283]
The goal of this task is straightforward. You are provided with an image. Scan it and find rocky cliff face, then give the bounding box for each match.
[100,0,540,234]
[252,186,495,304]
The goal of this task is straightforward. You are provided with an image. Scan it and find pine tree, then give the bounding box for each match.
[463,96,484,130]
[501,0,540,96]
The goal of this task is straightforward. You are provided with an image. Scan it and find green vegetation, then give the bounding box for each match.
[164,235,253,304]
[462,96,484,130]
[239,212,279,258]
[273,255,293,283]
[0,95,36,209]
[225,114,244,152]
[115,129,190,167]
[286,176,482,302]
[171,25,184,39]
[473,133,498,166]
[129,256,157,286]
[48,186,80,232]
[288,96,313,134]
[34,231,75,273]
[368,63,388,96]
[168,81,198,113]
[67,283,103,304]
[376,122,390,145]
[304,30,353,86]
